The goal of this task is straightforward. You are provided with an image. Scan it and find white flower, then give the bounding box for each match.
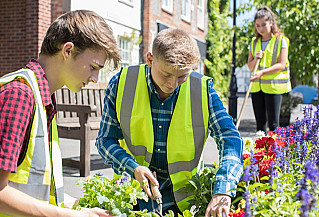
[243,137,254,153]
[256,130,265,138]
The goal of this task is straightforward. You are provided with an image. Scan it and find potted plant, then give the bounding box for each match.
[279,91,303,127]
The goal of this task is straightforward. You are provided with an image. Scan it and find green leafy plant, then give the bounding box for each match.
[205,0,233,104]
[166,209,194,217]
[73,173,155,216]
[182,164,219,217]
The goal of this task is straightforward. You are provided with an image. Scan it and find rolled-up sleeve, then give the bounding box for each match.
[207,80,243,197]
[95,73,140,177]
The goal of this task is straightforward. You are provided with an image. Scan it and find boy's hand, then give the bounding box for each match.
[78,207,114,217]
[134,166,159,199]
[204,194,231,217]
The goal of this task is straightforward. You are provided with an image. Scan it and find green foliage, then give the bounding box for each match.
[73,174,154,216]
[182,164,219,217]
[250,171,302,216]
[235,0,319,87]
[166,209,194,217]
[205,0,233,103]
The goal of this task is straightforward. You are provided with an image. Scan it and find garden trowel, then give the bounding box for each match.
[150,183,163,216]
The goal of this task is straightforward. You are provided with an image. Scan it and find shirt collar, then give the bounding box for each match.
[25,58,54,107]
[145,65,180,99]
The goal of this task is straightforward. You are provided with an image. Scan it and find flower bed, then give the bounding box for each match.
[233,106,319,217]
[74,105,319,217]
[182,106,319,216]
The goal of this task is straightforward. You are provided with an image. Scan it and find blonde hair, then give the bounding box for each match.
[152,29,200,70]
[40,10,121,69]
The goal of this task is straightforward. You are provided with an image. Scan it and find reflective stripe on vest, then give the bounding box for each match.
[0,69,64,213]
[115,65,209,211]
[250,35,291,94]
[51,117,64,206]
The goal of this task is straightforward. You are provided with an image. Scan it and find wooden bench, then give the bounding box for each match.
[55,82,108,177]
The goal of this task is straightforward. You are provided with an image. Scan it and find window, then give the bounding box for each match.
[197,0,204,29]
[119,37,130,68]
[181,0,191,22]
[162,0,173,13]
[98,36,132,82]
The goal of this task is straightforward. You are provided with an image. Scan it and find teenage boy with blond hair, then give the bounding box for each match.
[0,10,120,216]
[96,28,243,217]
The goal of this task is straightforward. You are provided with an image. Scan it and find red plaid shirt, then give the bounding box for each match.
[0,59,56,172]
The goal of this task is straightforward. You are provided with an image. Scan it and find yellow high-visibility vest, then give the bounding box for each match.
[250,35,291,94]
[115,64,210,211]
[0,69,64,217]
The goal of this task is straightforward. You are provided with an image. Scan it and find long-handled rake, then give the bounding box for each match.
[236,58,260,129]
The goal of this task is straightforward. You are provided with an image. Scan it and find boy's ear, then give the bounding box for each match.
[62,42,75,60]
[146,52,153,67]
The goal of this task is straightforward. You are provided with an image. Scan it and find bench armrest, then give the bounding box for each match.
[56,104,97,114]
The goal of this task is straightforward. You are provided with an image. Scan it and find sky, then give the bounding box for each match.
[228,0,256,27]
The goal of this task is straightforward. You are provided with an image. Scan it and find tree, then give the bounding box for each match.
[205,0,233,103]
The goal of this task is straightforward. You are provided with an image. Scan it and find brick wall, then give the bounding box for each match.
[51,0,65,22]
[0,0,64,76]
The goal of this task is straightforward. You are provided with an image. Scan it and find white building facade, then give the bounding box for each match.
[66,0,141,81]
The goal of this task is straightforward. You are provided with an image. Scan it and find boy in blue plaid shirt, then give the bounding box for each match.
[96,28,243,217]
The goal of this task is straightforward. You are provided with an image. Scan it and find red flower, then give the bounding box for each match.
[243,153,251,160]
[229,209,244,217]
[267,146,276,157]
[259,158,274,178]
[255,138,266,149]
[254,149,265,163]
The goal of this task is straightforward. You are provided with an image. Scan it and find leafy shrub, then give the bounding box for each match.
[73,173,157,217]
[182,164,219,216]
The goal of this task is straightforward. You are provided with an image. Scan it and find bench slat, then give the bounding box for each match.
[55,82,107,177]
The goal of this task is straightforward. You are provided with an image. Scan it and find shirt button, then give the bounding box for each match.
[161,103,164,106]
[157,148,161,151]
[159,125,162,129]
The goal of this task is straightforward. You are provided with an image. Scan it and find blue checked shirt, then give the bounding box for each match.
[95,65,243,213]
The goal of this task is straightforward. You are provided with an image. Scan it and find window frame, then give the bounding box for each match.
[162,0,173,14]
[118,37,130,68]
[197,0,205,29]
[181,0,191,23]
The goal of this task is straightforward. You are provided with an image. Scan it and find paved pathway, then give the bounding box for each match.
[61,95,308,201]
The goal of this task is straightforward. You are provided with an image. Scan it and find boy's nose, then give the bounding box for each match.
[169,78,178,89]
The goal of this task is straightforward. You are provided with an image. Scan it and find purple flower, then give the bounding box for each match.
[243,190,252,217]
[94,172,104,177]
[241,151,259,182]
[297,161,319,216]
[118,176,130,185]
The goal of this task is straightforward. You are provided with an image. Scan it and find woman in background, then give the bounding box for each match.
[248,6,291,133]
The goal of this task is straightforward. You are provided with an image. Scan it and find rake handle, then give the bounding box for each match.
[236,58,260,129]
